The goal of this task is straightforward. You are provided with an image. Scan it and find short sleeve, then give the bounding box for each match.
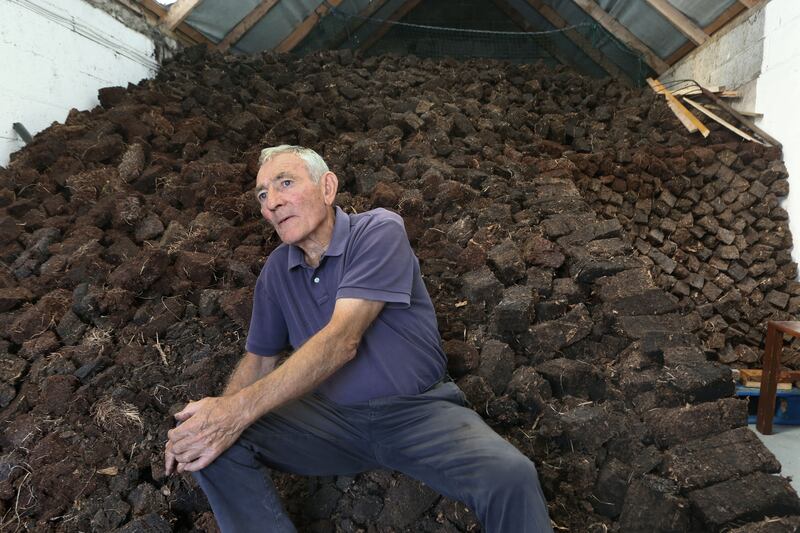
[245,264,290,356]
[336,213,414,308]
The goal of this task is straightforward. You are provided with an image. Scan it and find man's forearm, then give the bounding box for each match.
[234,325,356,426]
[225,298,383,429]
[165,299,382,473]
[224,352,277,396]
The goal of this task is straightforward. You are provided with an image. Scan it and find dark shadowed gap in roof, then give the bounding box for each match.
[297,0,564,65]
[366,0,560,65]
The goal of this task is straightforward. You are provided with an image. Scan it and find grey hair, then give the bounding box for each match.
[258,145,329,183]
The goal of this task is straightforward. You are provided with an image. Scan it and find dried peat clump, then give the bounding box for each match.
[0,46,799,531]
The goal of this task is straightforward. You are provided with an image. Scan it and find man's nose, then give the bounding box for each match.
[264,188,283,211]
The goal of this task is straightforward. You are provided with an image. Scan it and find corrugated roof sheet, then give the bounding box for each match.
[169,0,748,83]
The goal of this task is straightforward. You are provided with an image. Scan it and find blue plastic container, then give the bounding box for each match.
[735,384,800,426]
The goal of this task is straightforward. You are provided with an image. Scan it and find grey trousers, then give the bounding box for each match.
[192,381,553,533]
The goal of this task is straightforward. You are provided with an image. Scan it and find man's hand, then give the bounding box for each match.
[164,395,248,474]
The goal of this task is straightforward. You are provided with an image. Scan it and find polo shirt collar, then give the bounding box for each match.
[287,206,350,270]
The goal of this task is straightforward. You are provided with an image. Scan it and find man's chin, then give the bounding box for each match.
[276,231,299,245]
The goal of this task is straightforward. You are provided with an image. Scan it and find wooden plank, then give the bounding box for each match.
[137,0,213,45]
[218,0,281,53]
[740,369,800,382]
[683,97,763,144]
[738,0,757,8]
[163,0,202,31]
[525,0,632,84]
[665,2,745,65]
[671,86,740,98]
[275,0,345,53]
[757,323,783,435]
[706,104,762,118]
[698,86,782,148]
[327,0,392,49]
[647,78,709,136]
[671,85,722,96]
[571,0,669,73]
[358,0,424,52]
[645,0,707,46]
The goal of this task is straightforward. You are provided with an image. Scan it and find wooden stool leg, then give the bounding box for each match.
[757,323,781,435]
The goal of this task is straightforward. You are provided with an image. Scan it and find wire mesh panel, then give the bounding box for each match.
[358,20,560,64]
[294,0,654,84]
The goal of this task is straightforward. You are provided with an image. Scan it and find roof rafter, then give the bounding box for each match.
[218,0,281,53]
[645,0,707,46]
[162,0,202,31]
[738,0,757,8]
[275,0,345,53]
[490,0,577,71]
[665,2,746,65]
[524,0,632,84]
[358,0,424,52]
[570,0,669,74]
[136,0,213,46]
[328,0,392,49]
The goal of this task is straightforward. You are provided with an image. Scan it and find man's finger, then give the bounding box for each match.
[168,417,199,443]
[172,435,206,462]
[174,399,204,421]
[165,452,176,475]
[165,442,177,475]
[182,453,215,472]
[173,445,203,464]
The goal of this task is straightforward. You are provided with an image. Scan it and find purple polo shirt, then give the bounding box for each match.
[245,206,446,404]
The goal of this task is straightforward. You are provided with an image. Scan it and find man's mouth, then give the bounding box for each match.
[277,215,294,226]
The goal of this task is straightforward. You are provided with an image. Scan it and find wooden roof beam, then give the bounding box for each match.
[328,0,392,49]
[665,2,745,65]
[357,0,424,52]
[275,0,345,53]
[136,0,213,46]
[525,0,632,84]
[738,0,757,8]
[645,0,708,46]
[571,0,669,73]
[162,0,202,31]
[491,0,577,69]
[218,0,281,53]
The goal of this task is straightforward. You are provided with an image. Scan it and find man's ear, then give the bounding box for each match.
[321,171,339,205]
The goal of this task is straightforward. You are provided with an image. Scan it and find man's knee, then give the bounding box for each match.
[474,449,542,499]
[499,453,539,485]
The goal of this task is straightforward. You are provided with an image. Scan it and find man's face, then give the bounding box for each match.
[255,153,332,248]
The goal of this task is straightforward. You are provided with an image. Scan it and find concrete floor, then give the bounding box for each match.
[751,423,800,493]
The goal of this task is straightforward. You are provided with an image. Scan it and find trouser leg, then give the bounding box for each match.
[373,382,553,533]
[192,393,376,533]
[193,440,297,533]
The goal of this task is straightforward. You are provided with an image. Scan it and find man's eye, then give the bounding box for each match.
[281,180,292,187]
[257,192,267,201]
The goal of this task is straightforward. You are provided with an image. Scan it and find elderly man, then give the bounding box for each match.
[165,145,552,532]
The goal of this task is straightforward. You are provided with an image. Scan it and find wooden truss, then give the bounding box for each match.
[130,0,766,79]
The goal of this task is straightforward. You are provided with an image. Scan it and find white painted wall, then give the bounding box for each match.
[661,6,765,114]
[755,0,800,268]
[0,0,159,166]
